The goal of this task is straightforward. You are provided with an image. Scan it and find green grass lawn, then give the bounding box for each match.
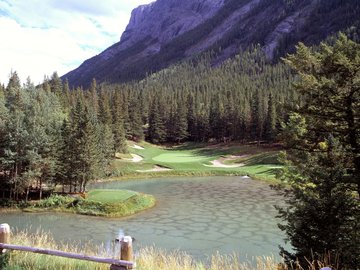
[87,189,137,203]
[111,141,284,183]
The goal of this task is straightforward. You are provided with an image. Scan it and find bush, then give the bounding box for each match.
[34,195,74,208]
[74,200,106,216]
[0,253,10,269]
[0,199,16,207]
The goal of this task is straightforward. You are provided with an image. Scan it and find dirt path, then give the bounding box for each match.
[204,155,246,168]
[127,154,143,163]
[136,165,172,172]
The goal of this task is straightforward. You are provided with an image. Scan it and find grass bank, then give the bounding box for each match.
[110,142,283,183]
[23,189,155,218]
[1,231,332,270]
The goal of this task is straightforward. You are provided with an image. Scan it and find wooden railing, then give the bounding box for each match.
[0,223,135,270]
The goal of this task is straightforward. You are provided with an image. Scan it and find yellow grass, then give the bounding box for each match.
[5,230,108,270]
[2,231,333,270]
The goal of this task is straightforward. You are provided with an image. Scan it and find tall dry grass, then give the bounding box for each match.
[136,248,280,270]
[5,230,108,270]
[2,231,335,270]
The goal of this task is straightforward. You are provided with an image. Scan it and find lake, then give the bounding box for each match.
[1,176,286,262]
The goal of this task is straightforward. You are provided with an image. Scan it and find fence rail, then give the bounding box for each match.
[0,223,135,270]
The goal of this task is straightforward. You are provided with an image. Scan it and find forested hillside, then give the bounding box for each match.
[128,48,295,143]
[0,48,295,200]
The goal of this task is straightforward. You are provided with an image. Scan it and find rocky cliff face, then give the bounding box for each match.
[63,0,360,88]
[121,0,224,48]
[63,0,225,87]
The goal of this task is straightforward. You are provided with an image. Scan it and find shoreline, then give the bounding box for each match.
[99,169,280,184]
[0,193,156,219]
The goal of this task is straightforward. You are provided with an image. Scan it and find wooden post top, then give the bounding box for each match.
[121,236,132,244]
[0,224,10,234]
[120,235,134,269]
[0,223,10,254]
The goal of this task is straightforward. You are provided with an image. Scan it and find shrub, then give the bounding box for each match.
[34,195,74,208]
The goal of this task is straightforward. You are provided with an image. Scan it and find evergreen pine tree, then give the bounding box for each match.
[58,119,73,192]
[128,96,144,141]
[209,94,225,141]
[112,90,128,153]
[173,101,188,143]
[277,34,360,269]
[89,78,99,115]
[148,95,166,144]
[250,89,261,142]
[98,88,112,126]
[49,72,63,95]
[263,93,276,142]
[186,93,197,140]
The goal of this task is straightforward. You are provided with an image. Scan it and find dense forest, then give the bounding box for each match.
[0,48,296,200]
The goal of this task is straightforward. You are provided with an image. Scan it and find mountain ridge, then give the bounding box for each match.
[62,0,360,88]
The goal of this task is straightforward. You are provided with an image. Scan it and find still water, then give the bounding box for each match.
[1,176,286,260]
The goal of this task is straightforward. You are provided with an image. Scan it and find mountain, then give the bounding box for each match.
[62,0,360,88]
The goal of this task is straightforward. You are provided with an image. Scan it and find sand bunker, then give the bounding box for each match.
[204,155,245,168]
[136,165,172,173]
[269,166,282,169]
[126,154,143,163]
[131,144,144,150]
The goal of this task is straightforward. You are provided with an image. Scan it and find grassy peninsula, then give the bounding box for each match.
[23,189,155,218]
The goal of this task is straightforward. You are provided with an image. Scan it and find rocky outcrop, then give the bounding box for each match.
[63,0,225,87]
[98,0,225,62]
[121,0,224,48]
[62,0,360,88]
[185,0,262,58]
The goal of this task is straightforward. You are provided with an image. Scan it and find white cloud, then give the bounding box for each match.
[0,0,154,85]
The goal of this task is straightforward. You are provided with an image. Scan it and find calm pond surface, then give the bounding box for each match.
[1,176,287,261]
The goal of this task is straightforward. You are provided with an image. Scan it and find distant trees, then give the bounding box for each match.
[111,90,127,153]
[0,46,296,199]
[148,93,166,144]
[278,34,360,269]
[138,48,294,144]
[263,93,276,142]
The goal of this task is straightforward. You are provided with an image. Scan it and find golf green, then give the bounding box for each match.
[152,152,209,163]
[87,189,137,203]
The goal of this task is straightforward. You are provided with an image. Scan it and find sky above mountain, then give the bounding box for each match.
[0,0,154,85]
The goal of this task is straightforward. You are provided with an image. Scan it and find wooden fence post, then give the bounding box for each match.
[121,236,133,263]
[0,224,10,254]
[110,236,134,270]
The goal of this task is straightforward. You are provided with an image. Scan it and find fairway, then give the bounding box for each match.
[111,141,283,182]
[152,152,209,163]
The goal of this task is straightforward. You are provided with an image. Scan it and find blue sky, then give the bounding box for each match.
[0,0,154,85]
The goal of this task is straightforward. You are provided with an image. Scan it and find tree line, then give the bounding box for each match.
[123,48,296,144]
[0,75,128,199]
[0,47,295,200]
